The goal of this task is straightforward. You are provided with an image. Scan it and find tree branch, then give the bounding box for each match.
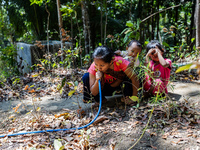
[141,4,182,23]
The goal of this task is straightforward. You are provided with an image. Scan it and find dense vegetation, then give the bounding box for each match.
[0,0,199,79]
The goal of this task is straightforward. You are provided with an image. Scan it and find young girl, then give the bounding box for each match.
[115,40,142,67]
[82,46,139,105]
[115,40,144,101]
[144,40,172,96]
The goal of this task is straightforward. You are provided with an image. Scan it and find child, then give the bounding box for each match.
[115,40,142,67]
[115,40,144,103]
[144,40,172,96]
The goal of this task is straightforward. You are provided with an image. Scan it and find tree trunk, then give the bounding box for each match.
[45,3,50,69]
[151,0,154,40]
[156,0,159,40]
[195,0,200,52]
[56,0,64,62]
[138,0,143,41]
[71,16,76,68]
[147,1,150,40]
[101,0,103,44]
[90,4,96,50]
[85,2,92,54]
[174,0,179,46]
[129,0,133,21]
[104,1,107,45]
[190,0,196,50]
[81,0,91,55]
[75,13,82,67]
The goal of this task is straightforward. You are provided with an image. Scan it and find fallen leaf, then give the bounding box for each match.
[68,90,75,97]
[172,138,189,144]
[196,138,200,143]
[93,116,108,125]
[54,139,63,150]
[187,134,192,137]
[13,103,22,112]
[193,134,197,138]
[9,115,14,119]
[182,127,187,129]
[24,85,29,90]
[28,89,35,93]
[54,113,69,118]
[162,132,170,139]
[150,132,157,136]
[103,119,110,124]
[63,136,73,142]
[36,107,41,111]
[37,64,43,67]
[8,128,15,132]
[151,145,157,149]
[32,74,39,77]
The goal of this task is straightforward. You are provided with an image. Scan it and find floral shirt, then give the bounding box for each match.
[88,56,130,84]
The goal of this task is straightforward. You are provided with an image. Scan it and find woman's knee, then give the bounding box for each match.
[82,73,90,86]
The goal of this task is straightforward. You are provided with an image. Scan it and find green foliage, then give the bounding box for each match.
[0,0,198,69]
[62,48,79,68]
[30,0,50,6]
[0,45,19,80]
[121,20,140,45]
[175,62,200,75]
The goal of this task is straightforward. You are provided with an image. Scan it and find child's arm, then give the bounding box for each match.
[145,49,153,65]
[115,50,128,58]
[114,50,122,56]
[124,67,140,96]
[155,48,170,68]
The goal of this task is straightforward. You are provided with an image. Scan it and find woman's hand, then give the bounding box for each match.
[96,71,103,81]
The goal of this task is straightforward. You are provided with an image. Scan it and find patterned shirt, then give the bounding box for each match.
[88,56,130,84]
[149,59,172,88]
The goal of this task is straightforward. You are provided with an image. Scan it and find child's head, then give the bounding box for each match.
[146,40,164,53]
[146,40,164,61]
[127,40,142,58]
[93,46,114,72]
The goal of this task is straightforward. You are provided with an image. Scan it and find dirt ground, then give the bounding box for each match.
[0,69,200,150]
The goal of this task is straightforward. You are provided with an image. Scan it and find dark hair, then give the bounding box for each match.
[128,39,142,50]
[146,40,164,53]
[92,46,114,63]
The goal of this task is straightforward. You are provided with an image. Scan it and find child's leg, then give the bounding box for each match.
[122,77,133,97]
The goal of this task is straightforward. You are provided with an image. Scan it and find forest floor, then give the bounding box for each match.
[0,67,200,150]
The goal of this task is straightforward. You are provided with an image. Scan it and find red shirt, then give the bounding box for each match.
[88,56,130,84]
[149,59,172,84]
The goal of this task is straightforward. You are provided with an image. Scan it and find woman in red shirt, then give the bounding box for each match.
[82,46,139,105]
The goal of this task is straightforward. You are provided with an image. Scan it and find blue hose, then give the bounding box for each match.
[0,80,102,138]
